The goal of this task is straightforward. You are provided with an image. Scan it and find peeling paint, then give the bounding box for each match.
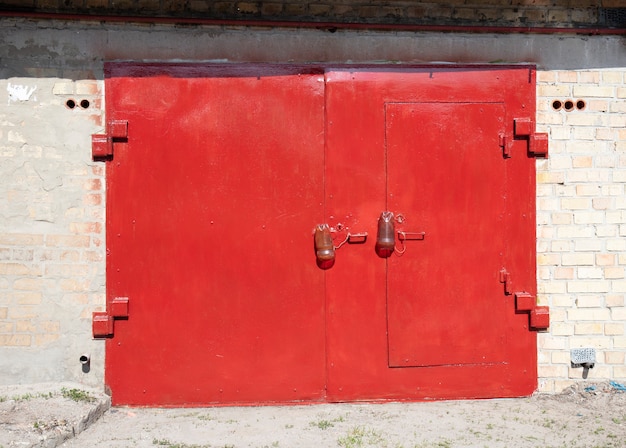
[7,83,37,104]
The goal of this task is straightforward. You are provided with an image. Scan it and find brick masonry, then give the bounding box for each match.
[0,68,106,385]
[536,69,626,392]
[0,17,624,392]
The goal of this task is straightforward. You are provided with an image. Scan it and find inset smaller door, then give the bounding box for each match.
[386,102,508,368]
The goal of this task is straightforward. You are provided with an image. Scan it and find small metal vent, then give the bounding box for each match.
[599,8,626,28]
[571,347,596,367]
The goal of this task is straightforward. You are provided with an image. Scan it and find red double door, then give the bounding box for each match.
[103,64,542,405]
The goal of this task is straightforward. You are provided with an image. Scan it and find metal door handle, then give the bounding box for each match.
[397,231,425,241]
[347,232,368,244]
[334,231,368,249]
[395,230,425,255]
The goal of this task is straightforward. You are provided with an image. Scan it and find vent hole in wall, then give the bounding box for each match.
[66,99,76,109]
[80,99,90,109]
[552,99,586,112]
[599,8,626,27]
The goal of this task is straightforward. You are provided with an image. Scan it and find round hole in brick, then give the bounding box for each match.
[552,100,562,111]
[66,99,76,109]
[564,100,575,112]
[576,100,586,110]
[80,99,90,109]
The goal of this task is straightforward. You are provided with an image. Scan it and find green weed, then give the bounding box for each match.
[543,418,557,428]
[310,419,334,430]
[337,426,384,448]
[61,388,95,403]
[151,439,212,448]
[413,441,452,448]
[10,392,54,401]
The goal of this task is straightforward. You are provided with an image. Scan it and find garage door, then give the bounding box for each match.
[93,64,548,405]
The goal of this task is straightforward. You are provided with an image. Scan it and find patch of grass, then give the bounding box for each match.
[175,412,200,418]
[10,392,54,401]
[310,414,346,430]
[310,419,334,430]
[337,426,384,448]
[414,441,452,448]
[612,414,626,424]
[151,439,213,448]
[591,440,621,448]
[61,388,95,403]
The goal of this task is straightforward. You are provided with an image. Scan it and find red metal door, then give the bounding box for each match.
[100,65,544,405]
[324,68,542,401]
[103,65,327,405]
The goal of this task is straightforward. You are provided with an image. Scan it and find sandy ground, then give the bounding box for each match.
[1,382,625,448]
[0,382,110,448]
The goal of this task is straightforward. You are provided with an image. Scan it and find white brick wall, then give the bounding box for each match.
[0,75,106,386]
[537,69,626,393]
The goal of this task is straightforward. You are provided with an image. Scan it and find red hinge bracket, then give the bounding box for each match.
[499,268,513,295]
[499,133,510,158]
[513,118,549,159]
[92,120,128,161]
[501,269,549,331]
[514,291,550,331]
[92,296,130,338]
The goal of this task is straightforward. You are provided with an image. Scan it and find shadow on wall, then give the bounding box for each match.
[0,18,626,81]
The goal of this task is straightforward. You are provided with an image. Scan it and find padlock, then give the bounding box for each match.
[314,223,335,269]
[375,211,395,258]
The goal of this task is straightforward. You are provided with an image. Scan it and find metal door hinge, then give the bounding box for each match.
[514,292,550,330]
[92,296,129,338]
[92,120,128,160]
[499,268,513,295]
[513,118,549,158]
[500,269,549,330]
[499,133,510,158]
